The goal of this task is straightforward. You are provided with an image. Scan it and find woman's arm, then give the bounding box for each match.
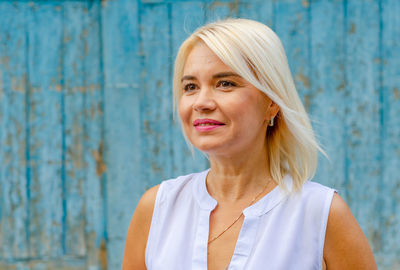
[323,193,377,269]
[122,185,160,270]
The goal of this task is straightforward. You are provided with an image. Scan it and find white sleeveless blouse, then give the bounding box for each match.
[145,169,335,270]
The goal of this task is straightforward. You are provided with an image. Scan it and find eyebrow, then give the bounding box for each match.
[181,72,242,82]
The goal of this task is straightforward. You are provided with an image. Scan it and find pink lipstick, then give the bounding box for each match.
[193,118,225,132]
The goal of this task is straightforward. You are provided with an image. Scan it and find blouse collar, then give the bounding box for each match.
[193,169,290,217]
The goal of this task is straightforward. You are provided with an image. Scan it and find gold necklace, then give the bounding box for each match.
[208,179,273,245]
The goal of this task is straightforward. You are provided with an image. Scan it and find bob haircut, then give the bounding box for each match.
[173,18,324,191]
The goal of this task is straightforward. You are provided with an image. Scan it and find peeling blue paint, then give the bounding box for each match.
[0,0,399,269]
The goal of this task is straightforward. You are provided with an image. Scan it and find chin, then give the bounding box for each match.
[192,142,218,153]
[193,141,236,157]
[189,134,236,154]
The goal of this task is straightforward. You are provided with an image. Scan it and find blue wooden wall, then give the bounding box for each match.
[0,0,398,269]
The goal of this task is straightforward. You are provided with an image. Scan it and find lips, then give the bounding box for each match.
[193,118,225,132]
[193,118,225,126]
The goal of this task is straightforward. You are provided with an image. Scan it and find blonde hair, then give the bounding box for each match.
[173,18,325,191]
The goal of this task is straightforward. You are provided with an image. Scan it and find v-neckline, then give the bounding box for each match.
[191,169,289,269]
[193,169,288,217]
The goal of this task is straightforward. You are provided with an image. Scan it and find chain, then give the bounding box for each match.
[208,179,272,245]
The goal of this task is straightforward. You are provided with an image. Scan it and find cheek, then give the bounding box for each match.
[227,96,255,118]
[230,97,267,126]
[178,98,191,124]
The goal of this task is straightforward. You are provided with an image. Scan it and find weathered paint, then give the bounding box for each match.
[274,0,311,105]
[380,0,400,268]
[81,1,107,269]
[309,0,347,204]
[345,0,383,262]
[0,1,107,268]
[26,2,64,258]
[63,2,89,257]
[101,0,143,268]
[0,2,30,260]
[237,0,273,26]
[0,0,399,269]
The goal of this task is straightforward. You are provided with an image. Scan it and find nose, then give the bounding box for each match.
[192,87,217,112]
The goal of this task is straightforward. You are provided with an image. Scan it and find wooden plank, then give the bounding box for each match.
[62,1,87,257]
[171,2,209,176]
[380,0,400,268]
[142,0,232,3]
[26,2,64,258]
[0,258,86,270]
[309,1,346,189]
[0,1,29,260]
[59,3,107,265]
[343,0,381,253]
[273,0,311,105]
[205,1,238,22]
[0,261,29,270]
[0,0,397,268]
[139,3,173,185]
[237,0,273,27]
[171,1,205,60]
[82,2,107,269]
[101,0,142,268]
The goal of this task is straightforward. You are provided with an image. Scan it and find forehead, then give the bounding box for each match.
[183,42,233,75]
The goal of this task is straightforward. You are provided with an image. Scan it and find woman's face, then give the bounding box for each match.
[179,42,275,157]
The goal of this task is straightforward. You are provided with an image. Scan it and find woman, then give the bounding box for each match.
[123,19,376,270]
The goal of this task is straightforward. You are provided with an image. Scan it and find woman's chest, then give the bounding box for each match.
[207,209,245,270]
[146,178,332,270]
[150,212,323,270]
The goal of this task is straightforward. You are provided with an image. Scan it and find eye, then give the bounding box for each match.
[183,83,198,92]
[217,80,237,89]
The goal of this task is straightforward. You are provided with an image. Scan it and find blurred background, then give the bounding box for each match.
[0,0,399,269]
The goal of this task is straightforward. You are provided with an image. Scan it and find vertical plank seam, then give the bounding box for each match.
[342,0,350,200]
[24,7,32,257]
[308,0,313,116]
[202,1,206,26]
[137,0,146,185]
[60,2,67,256]
[204,0,208,23]
[377,0,385,244]
[167,2,174,176]
[82,0,90,262]
[271,0,276,30]
[97,1,109,267]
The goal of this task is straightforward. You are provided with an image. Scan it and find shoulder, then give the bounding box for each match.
[161,171,203,190]
[122,170,206,269]
[156,170,207,204]
[323,193,377,269]
[288,180,335,209]
[136,184,161,220]
[129,184,161,234]
[301,180,333,194]
[122,184,160,270]
[128,184,161,232]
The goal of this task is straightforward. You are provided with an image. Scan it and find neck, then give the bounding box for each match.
[207,142,275,203]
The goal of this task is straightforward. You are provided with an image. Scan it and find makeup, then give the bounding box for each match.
[193,118,225,132]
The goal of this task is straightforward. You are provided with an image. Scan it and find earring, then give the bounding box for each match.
[269,117,274,127]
